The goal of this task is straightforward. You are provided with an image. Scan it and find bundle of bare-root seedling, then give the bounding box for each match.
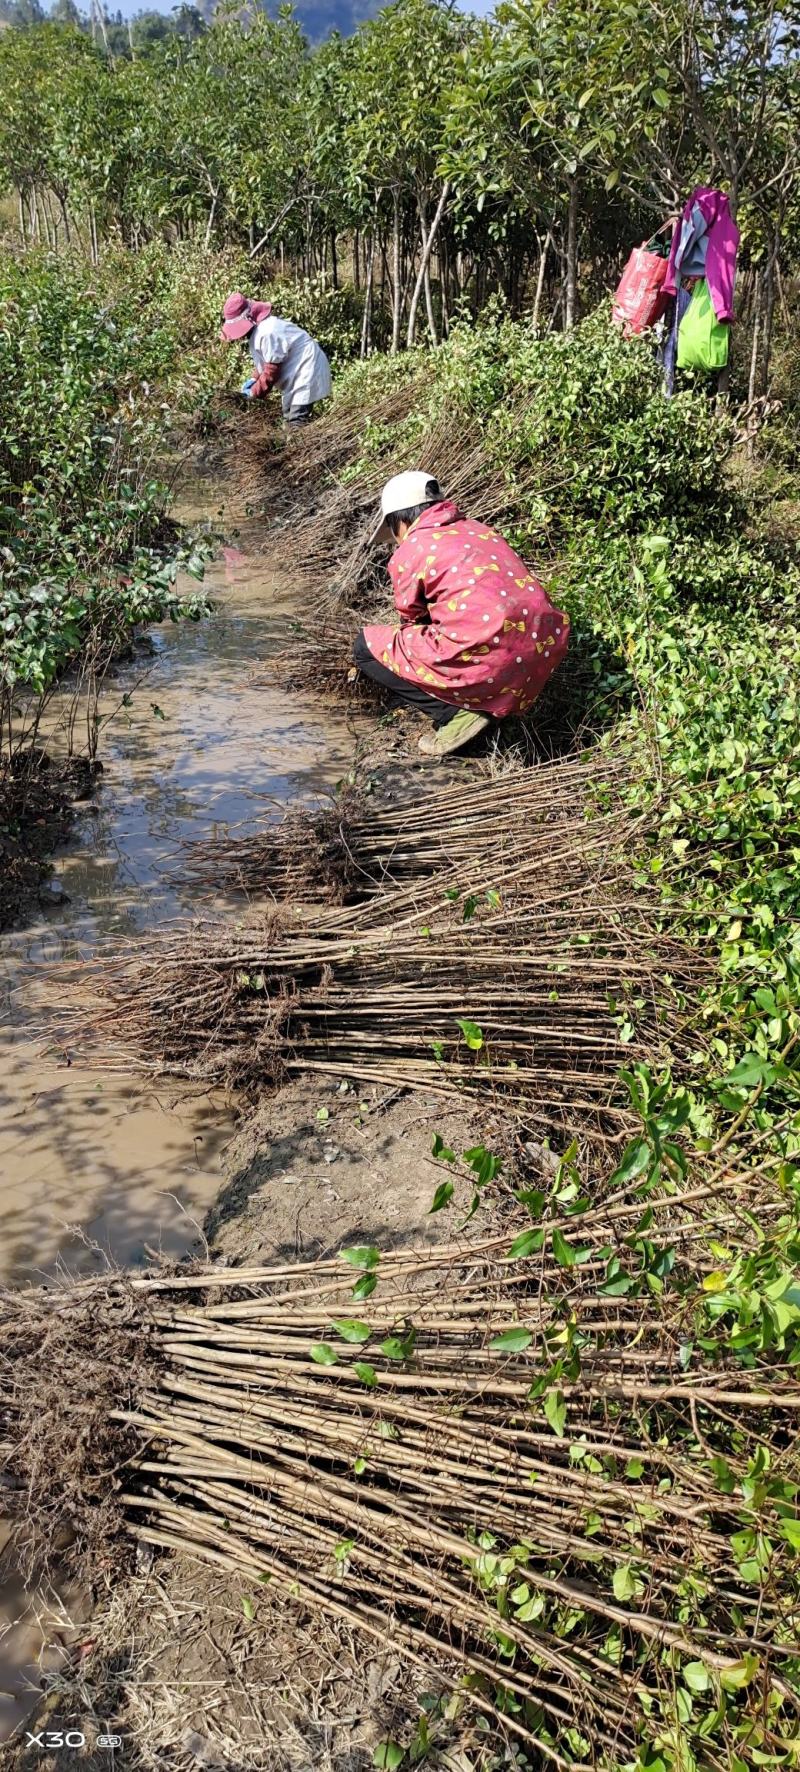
[4,1171,799,1769]
[179,752,630,907]
[232,367,427,531]
[0,1275,158,1586]
[62,785,702,1145]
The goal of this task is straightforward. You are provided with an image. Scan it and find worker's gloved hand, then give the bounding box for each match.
[240,378,256,398]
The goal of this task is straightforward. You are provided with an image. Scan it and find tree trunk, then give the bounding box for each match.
[407,182,450,349]
[353,228,361,291]
[761,238,778,394]
[43,192,55,249]
[391,189,402,355]
[531,230,552,333]
[330,230,338,289]
[747,268,762,409]
[360,228,375,359]
[203,188,218,250]
[774,256,791,331]
[546,280,565,337]
[439,237,450,336]
[18,190,27,247]
[565,176,579,330]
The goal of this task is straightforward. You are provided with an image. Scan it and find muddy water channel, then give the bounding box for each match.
[0,473,356,1734]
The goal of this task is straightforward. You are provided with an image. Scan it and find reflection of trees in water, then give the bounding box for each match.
[0,1056,235,1283]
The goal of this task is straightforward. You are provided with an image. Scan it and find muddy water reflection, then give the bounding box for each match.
[1,511,354,1286]
[0,491,355,1737]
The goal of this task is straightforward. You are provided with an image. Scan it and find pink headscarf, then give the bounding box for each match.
[220,292,273,341]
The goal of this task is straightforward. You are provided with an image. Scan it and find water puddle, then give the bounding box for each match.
[0,468,357,1735]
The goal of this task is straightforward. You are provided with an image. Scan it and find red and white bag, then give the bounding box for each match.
[612,242,670,335]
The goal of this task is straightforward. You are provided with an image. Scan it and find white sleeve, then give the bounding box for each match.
[254,318,290,365]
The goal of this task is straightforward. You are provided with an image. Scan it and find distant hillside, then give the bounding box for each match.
[0,0,386,43]
[269,0,383,38]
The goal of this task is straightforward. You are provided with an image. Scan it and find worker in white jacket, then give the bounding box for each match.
[220,292,332,425]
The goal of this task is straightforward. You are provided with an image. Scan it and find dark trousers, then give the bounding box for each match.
[353,631,458,729]
[286,403,315,426]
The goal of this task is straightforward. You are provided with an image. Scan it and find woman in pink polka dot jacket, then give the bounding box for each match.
[352,471,570,757]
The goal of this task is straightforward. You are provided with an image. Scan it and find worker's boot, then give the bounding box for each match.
[418,710,491,757]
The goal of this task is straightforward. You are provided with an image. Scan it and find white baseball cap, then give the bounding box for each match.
[369,470,441,546]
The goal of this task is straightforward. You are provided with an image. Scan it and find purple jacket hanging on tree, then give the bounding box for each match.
[663,187,740,321]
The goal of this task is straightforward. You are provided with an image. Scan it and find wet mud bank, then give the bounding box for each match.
[0,458,363,1747]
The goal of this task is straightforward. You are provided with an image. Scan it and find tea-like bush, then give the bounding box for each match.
[0,247,214,722]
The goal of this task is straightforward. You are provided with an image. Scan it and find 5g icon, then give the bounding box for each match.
[24,1731,122,1750]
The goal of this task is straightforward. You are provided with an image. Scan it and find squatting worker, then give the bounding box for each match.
[353,472,570,757]
[220,292,332,426]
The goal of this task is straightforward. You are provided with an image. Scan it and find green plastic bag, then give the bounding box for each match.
[677,279,730,371]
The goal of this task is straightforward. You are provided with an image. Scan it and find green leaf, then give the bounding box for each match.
[381,1330,416,1361]
[719,1654,759,1692]
[683,1661,712,1694]
[316,1106,330,1122]
[722,1054,776,1090]
[457,1018,484,1050]
[340,1246,381,1270]
[652,86,670,106]
[429,1180,454,1213]
[373,1743,404,1769]
[464,1145,502,1186]
[612,1563,638,1602]
[431,1133,456,1162]
[331,1319,371,1344]
[552,1226,581,1266]
[604,169,620,191]
[676,1687,693,1725]
[516,1188,545,1220]
[491,1326,532,1353]
[543,1388,567,1437]
[353,1361,377,1387]
[352,1273,378,1301]
[353,1455,367,1475]
[507,1227,544,1259]
[517,1593,545,1621]
[310,1342,338,1366]
[609,1138,651,1186]
[779,1518,800,1550]
[241,1595,254,1620]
